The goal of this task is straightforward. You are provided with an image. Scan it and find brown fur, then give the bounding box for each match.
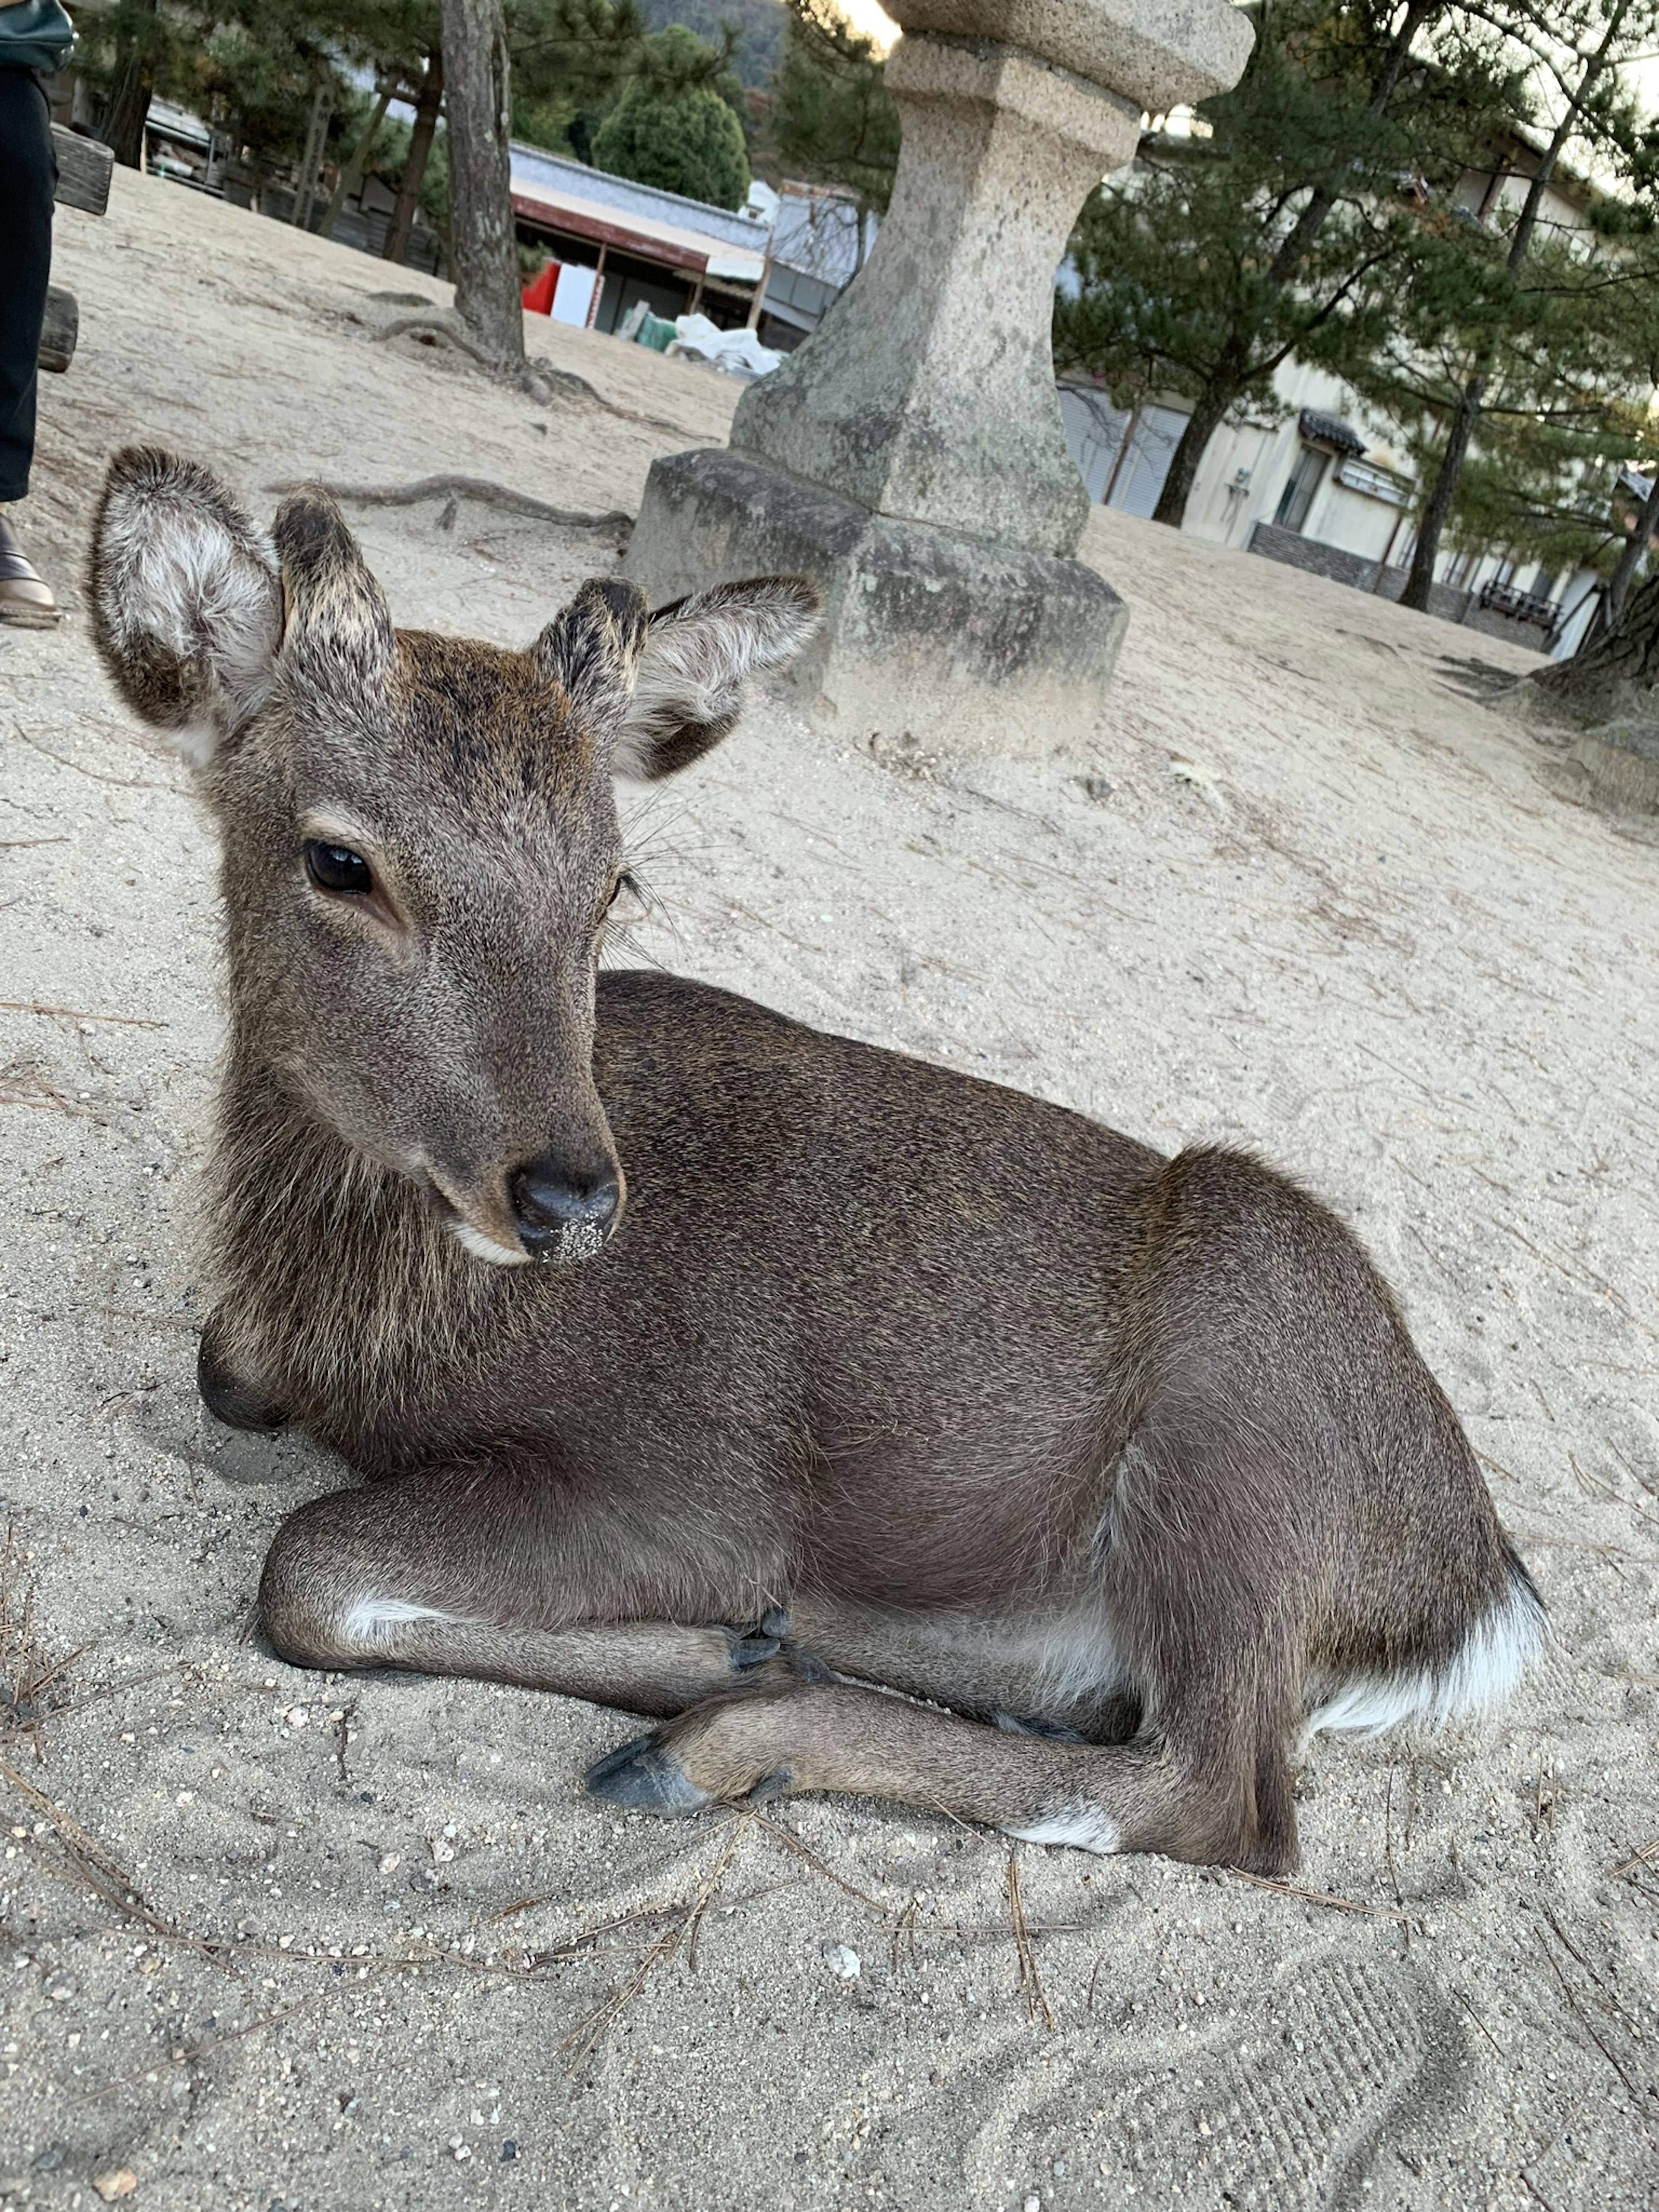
[86,447,1544,1874]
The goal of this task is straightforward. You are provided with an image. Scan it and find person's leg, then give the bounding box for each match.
[0,67,59,620]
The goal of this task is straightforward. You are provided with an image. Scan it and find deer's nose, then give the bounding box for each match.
[509,1154,621,1259]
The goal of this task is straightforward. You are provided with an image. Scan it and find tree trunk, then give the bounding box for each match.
[1144,0,1439,534]
[439,0,525,372]
[1586,468,1659,646]
[292,82,333,232]
[1398,0,1632,614]
[1532,569,1659,721]
[384,52,443,267]
[102,0,159,171]
[1151,371,1241,528]
[319,86,393,241]
[1398,373,1481,612]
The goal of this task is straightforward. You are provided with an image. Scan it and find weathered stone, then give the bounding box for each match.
[624,0,1251,752]
[890,0,1255,115]
[623,447,1128,758]
[733,38,1140,559]
[1573,719,1659,813]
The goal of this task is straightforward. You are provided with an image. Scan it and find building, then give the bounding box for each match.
[508,150,868,350]
[509,146,771,336]
[1058,127,1639,658]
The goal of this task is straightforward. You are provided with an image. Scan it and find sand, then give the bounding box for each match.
[1,168,1656,2212]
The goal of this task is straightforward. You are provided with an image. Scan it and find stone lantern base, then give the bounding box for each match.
[616,4,1252,758]
[622,447,1128,759]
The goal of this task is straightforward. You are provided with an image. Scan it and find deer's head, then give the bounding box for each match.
[89,446,817,1267]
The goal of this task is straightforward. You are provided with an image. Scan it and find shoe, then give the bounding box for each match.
[0,511,60,627]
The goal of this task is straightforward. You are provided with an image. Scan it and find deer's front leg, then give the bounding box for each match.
[258,1470,791,1718]
[199,1313,293,1433]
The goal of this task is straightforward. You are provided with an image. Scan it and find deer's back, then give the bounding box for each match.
[281,973,1481,1616]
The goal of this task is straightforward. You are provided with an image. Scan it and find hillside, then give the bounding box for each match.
[640,0,788,86]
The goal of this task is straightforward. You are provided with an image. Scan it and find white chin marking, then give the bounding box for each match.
[342,1597,461,1646]
[1306,1565,1548,1741]
[1007,1805,1122,1855]
[450,1218,530,1268]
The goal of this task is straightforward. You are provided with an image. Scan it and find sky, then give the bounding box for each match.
[838,1,899,52]
[832,2,1659,129]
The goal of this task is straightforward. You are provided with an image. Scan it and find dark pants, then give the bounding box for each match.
[0,70,56,503]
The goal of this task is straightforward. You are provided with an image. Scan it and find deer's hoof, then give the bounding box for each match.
[725,1627,782,1671]
[584,1735,710,1815]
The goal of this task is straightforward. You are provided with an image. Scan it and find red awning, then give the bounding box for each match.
[510,189,709,276]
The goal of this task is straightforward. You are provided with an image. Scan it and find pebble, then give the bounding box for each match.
[823,1943,861,1981]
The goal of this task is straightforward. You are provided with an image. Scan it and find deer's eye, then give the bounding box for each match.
[305,841,373,895]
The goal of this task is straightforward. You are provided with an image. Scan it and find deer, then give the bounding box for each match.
[86,444,1545,1875]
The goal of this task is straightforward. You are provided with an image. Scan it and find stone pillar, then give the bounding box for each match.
[622,0,1252,758]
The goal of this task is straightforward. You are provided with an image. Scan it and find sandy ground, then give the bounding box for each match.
[1,169,1657,2212]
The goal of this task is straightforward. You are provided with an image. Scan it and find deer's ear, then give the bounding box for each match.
[270,489,395,719]
[613,577,820,781]
[533,577,651,740]
[88,446,283,765]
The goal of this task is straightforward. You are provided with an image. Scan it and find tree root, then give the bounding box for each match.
[371,310,502,370]
[369,308,694,436]
[265,474,632,536]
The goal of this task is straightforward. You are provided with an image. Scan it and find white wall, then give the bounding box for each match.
[1172,357,1415,556]
[1058,148,1630,603]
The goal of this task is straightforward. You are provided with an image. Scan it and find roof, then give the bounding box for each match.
[511,181,763,281]
[769,184,868,288]
[143,97,212,151]
[1299,410,1366,458]
[509,145,768,281]
[508,149,873,293]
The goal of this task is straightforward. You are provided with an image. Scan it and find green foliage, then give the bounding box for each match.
[638,0,785,89]
[73,0,443,174]
[766,0,898,214]
[1348,193,1659,571]
[1056,1,1522,420]
[590,22,752,206]
[510,0,642,155]
[79,0,640,199]
[78,0,168,107]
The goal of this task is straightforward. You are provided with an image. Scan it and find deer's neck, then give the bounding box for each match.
[203,1046,509,1456]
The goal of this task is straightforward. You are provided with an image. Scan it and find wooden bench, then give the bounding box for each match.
[42,126,113,373]
[51,124,113,216]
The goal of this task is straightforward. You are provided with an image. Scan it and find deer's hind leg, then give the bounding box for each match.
[588,1587,1301,1871]
[588,1415,1307,1871]
[779,1594,1141,1744]
[258,1470,790,1719]
[585,1660,1299,1871]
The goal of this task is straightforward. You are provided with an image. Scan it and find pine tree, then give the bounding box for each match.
[638,0,785,92]
[1054,0,1518,529]
[766,0,899,219]
[1532,569,1659,718]
[102,0,164,168]
[441,0,525,366]
[591,23,752,207]
[509,0,641,155]
[1398,0,1659,609]
[1348,196,1659,600]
